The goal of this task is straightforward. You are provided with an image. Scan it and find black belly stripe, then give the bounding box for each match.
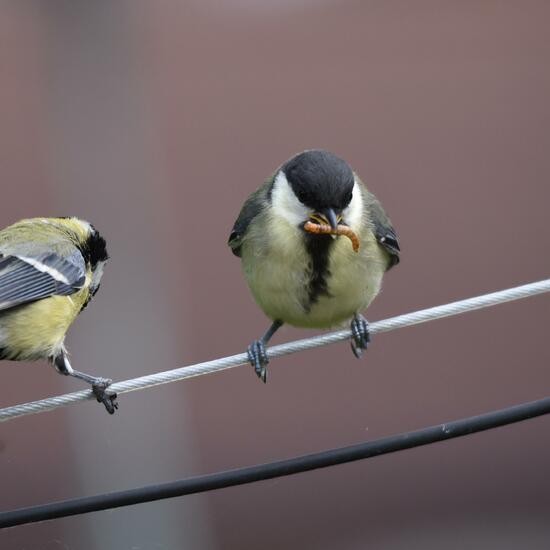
[304,233,334,311]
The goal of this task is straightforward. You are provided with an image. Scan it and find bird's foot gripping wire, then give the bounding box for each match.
[54,356,119,414]
[91,378,118,415]
[350,313,370,359]
[246,320,283,383]
[247,340,269,383]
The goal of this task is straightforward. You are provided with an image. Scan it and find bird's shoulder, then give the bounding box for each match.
[228,174,275,257]
[0,219,87,311]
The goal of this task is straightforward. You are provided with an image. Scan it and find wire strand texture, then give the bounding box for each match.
[1,278,549,422]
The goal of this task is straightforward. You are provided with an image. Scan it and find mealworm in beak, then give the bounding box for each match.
[303,221,360,252]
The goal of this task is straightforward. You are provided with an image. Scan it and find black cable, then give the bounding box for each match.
[1,396,549,529]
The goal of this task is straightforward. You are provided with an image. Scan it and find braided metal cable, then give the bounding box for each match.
[1,278,548,422]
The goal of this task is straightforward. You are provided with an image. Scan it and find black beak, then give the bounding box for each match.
[323,208,339,230]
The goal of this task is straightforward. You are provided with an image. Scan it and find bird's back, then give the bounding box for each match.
[0,217,101,361]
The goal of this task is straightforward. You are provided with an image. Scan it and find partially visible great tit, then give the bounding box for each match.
[0,217,117,413]
[229,150,400,382]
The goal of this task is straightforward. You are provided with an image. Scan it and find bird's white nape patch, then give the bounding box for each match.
[342,178,364,231]
[270,170,310,226]
[17,256,70,284]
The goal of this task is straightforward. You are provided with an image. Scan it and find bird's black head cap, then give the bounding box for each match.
[282,150,355,212]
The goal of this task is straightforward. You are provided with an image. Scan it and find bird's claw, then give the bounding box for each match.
[350,314,370,359]
[247,340,268,383]
[92,378,119,414]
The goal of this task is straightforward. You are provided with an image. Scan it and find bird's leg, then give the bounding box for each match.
[247,320,283,383]
[53,354,118,414]
[350,313,370,359]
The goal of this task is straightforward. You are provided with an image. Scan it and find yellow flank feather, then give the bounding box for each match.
[0,287,90,361]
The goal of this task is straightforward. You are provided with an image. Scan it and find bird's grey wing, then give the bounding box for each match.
[0,250,86,311]
[228,179,272,257]
[365,191,400,269]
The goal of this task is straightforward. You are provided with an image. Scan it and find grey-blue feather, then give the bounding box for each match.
[0,248,86,311]
[228,177,273,257]
[364,190,400,269]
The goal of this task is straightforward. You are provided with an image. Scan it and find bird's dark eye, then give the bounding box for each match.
[346,191,353,203]
[297,190,309,203]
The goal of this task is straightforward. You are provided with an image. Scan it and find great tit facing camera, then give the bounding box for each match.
[229,150,400,382]
[0,217,117,413]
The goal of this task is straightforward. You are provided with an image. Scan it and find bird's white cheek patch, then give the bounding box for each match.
[270,171,309,227]
[343,180,363,231]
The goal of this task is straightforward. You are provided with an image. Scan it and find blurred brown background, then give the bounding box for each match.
[1,1,549,549]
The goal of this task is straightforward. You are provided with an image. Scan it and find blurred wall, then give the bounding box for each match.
[1,1,549,549]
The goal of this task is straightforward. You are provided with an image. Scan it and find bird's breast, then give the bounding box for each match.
[241,216,387,328]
